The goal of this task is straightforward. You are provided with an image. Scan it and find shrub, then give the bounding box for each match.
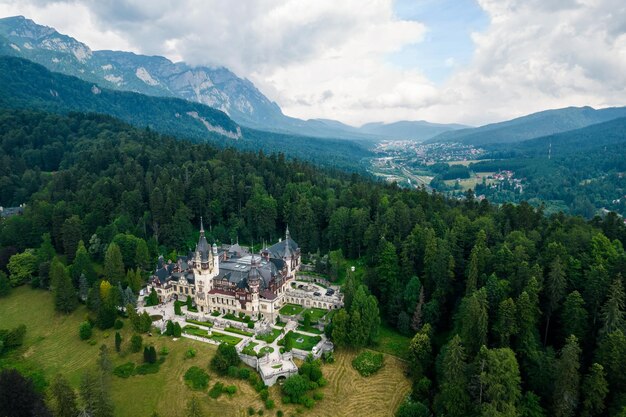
[115,331,122,352]
[209,382,224,399]
[227,366,239,378]
[211,310,220,317]
[257,410,264,416]
[302,397,315,409]
[114,319,124,329]
[184,366,210,390]
[79,321,92,340]
[313,392,324,401]
[238,368,251,379]
[248,407,255,415]
[351,351,384,377]
[143,346,157,363]
[247,322,255,329]
[160,346,169,356]
[135,362,160,375]
[260,389,269,401]
[276,411,284,417]
[130,334,142,352]
[265,399,275,410]
[184,348,196,359]
[210,343,240,375]
[224,385,237,395]
[113,362,136,378]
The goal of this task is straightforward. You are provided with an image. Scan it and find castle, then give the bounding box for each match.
[148,221,305,321]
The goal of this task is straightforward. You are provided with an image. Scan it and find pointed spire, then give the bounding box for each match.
[200,216,205,235]
[286,224,290,240]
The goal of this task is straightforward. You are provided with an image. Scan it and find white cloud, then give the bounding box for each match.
[0,0,625,126]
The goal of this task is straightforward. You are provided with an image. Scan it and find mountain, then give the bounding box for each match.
[0,55,241,141]
[0,15,463,143]
[427,106,626,146]
[358,120,468,141]
[499,116,626,157]
[0,55,371,170]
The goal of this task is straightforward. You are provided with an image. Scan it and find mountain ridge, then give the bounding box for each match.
[0,15,465,142]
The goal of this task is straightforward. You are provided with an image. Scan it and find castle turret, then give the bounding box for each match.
[195,218,212,271]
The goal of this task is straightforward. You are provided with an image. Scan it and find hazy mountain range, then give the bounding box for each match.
[1,15,625,148]
[0,15,466,142]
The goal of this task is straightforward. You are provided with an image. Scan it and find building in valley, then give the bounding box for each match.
[147,221,333,322]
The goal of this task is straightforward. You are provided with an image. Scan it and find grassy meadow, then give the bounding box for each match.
[0,287,411,417]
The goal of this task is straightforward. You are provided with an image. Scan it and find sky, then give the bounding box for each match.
[0,0,625,126]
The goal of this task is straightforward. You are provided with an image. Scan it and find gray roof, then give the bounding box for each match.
[267,237,299,259]
[217,255,277,290]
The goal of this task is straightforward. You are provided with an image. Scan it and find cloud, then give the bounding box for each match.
[0,0,625,126]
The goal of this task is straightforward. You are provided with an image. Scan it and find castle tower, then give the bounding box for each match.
[195,217,212,272]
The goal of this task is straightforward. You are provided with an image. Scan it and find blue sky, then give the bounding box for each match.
[390,0,489,83]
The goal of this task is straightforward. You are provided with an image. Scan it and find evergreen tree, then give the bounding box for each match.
[186,294,193,309]
[595,329,626,394]
[331,309,350,348]
[600,274,625,336]
[515,288,541,358]
[476,346,521,417]
[434,335,470,417]
[127,268,142,294]
[553,335,581,417]
[61,215,82,263]
[544,256,566,344]
[104,243,125,285]
[71,240,94,287]
[518,392,546,417]
[494,298,518,347]
[115,332,122,352]
[561,291,588,342]
[580,363,608,417]
[37,232,56,265]
[375,240,400,315]
[50,374,78,417]
[0,369,51,417]
[124,286,137,308]
[79,370,114,417]
[174,301,183,315]
[409,324,432,376]
[134,239,151,271]
[54,261,77,313]
[458,288,489,356]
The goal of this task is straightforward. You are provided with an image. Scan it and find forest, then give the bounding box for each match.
[1,108,626,416]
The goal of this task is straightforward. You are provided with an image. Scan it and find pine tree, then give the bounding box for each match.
[50,374,78,417]
[174,301,183,315]
[476,346,521,417]
[516,289,541,358]
[409,324,432,376]
[434,335,470,417]
[561,291,588,342]
[600,274,625,336]
[553,335,581,417]
[128,268,143,294]
[71,240,94,286]
[494,298,518,347]
[54,261,78,314]
[115,332,122,352]
[411,286,425,332]
[134,239,151,271]
[104,243,125,285]
[544,256,566,344]
[331,309,350,348]
[80,370,114,417]
[580,363,608,417]
[458,288,488,356]
[62,215,83,263]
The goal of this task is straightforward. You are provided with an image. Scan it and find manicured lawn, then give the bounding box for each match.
[255,328,282,343]
[279,303,304,316]
[302,307,328,323]
[183,326,242,346]
[223,313,254,323]
[284,331,321,351]
[210,331,242,346]
[241,342,258,356]
[224,326,253,337]
[371,324,411,360]
[297,325,324,335]
[186,319,213,328]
